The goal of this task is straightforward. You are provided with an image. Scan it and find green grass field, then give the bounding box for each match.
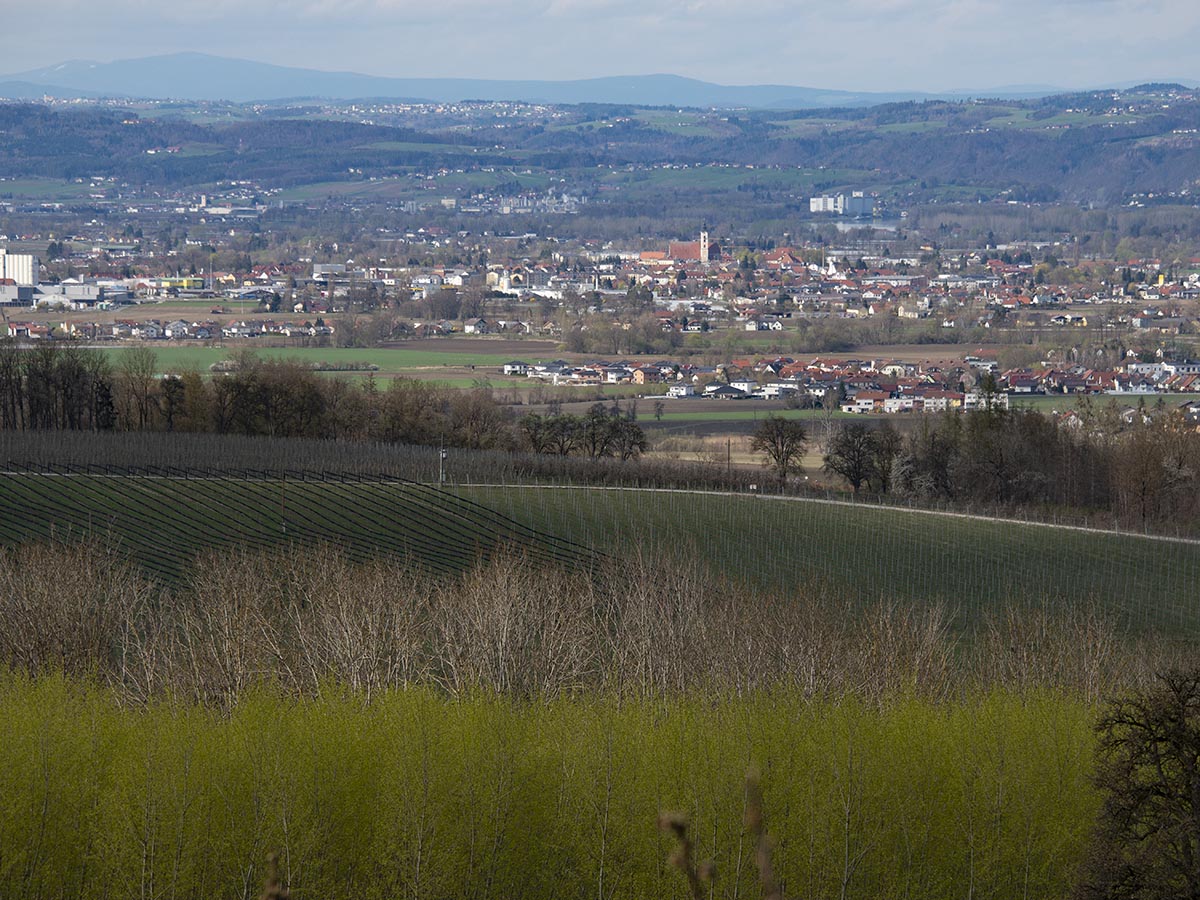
[358,140,478,153]
[275,169,549,202]
[1010,394,1200,413]
[101,345,521,374]
[0,178,105,200]
[172,141,226,157]
[983,109,1143,131]
[599,165,880,192]
[631,110,732,137]
[877,120,950,133]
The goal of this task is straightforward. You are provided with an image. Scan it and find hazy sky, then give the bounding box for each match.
[6,0,1199,90]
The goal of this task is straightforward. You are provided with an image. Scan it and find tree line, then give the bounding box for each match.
[0,344,647,460]
[521,404,647,460]
[757,400,1200,532]
[0,668,1102,900]
[0,539,1171,704]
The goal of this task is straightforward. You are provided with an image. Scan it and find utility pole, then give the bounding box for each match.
[439,440,447,486]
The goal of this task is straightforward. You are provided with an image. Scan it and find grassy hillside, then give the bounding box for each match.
[2,470,1198,633]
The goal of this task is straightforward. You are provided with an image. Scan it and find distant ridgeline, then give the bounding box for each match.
[2,85,1200,203]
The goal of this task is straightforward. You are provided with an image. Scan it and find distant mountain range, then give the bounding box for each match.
[0,52,1090,109]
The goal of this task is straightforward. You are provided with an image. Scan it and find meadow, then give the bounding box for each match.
[651,406,846,424]
[0,177,102,200]
[100,344,528,375]
[1009,393,1200,414]
[597,165,880,193]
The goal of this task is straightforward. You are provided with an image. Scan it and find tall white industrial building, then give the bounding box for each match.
[0,249,39,286]
[809,191,873,217]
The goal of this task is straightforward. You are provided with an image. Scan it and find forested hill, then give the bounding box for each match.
[4,86,1200,203]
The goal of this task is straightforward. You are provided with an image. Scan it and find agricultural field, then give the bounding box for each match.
[631,109,735,137]
[982,108,1144,131]
[273,168,550,202]
[1009,393,1200,414]
[764,117,860,136]
[2,467,1197,634]
[357,139,481,154]
[100,343,537,376]
[0,177,106,200]
[648,404,842,424]
[0,434,1189,900]
[463,485,1200,635]
[597,165,880,193]
[876,120,950,133]
[0,471,597,581]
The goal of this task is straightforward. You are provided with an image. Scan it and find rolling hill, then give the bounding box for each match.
[3,466,1198,635]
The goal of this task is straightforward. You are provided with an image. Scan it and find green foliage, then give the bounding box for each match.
[0,676,1101,900]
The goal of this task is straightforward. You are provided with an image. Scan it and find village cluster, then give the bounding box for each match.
[504,353,1200,418]
[3,226,1200,417]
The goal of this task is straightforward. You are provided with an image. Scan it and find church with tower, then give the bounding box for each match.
[668,229,715,264]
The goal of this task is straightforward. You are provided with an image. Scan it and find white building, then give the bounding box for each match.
[809,192,873,217]
[312,263,346,281]
[963,391,1010,411]
[0,249,39,286]
[762,383,799,399]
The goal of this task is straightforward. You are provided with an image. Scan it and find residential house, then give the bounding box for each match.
[842,391,889,414]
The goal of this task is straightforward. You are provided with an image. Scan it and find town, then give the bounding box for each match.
[3,221,1200,419]
[6,33,1200,900]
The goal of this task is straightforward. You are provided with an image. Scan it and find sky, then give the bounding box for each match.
[4,0,1200,91]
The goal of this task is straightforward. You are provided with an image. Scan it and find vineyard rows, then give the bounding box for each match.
[0,467,601,581]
